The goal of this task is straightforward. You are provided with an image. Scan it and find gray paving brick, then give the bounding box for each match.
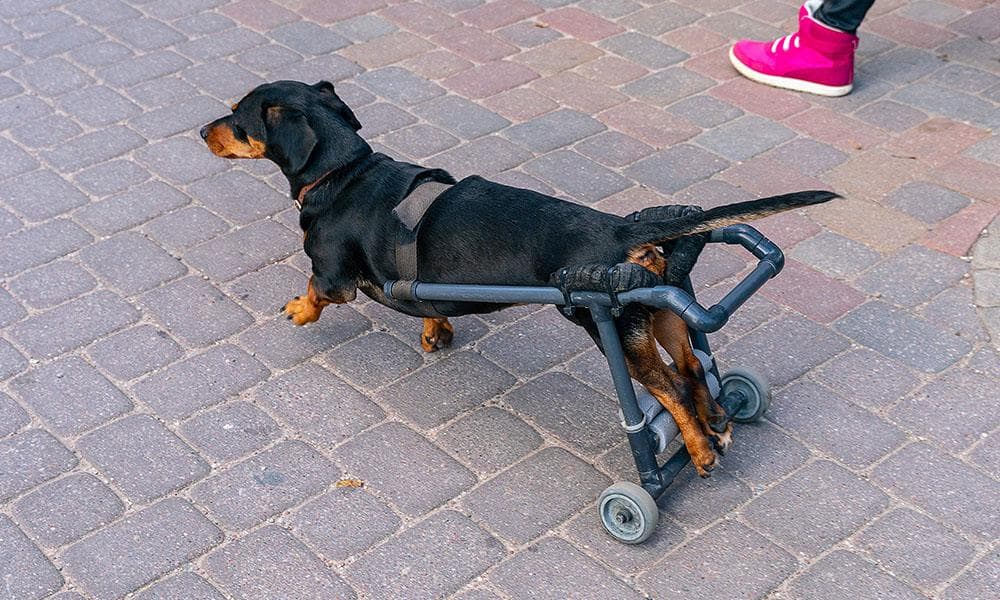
[771,380,907,468]
[241,308,372,369]
[356,66,446,106]
[619,3,702,35]
[321,330,422,389]
[98,49,192,87]
[185,220,298,282]
[788,230,881,278]
[133,344,268,420]
[272,53,363,85]
[718,421,812,487]
[0,137,38,179]
[127,76,200,109]
[812,347,919,410]
[0,339,28,380]
[970,430,998,478]
[176,11,237,35]
[834,301,972,373]
[887,181,971,224]
[0,429,77,502]
[892,368,998,452]
[769,138,851,174]
[377,350,514,429]
[893,82,995,126]
[0,94,51,130]
[269,20,350,55]
[12,57,93,96]
[743,460,889,557]
[859,47,945,85]
[695,115,796,162]
[942,552,998,600]
[336,422,475,516]
[287,486,401,561]
[79,414,209,503]
[622,68,715,107]
[12,472,124,548]
[135,572,225,600]
[564,500,686,573]
[235,43,301,72]
[436,407,542,474]
[640,520,797,599]
[0,515,63,600]
[0,391,29,437]
[11,9,75,31]
[87,324,182,381]
[855,507,975,588]
[65,0,142,25]
[108,16,185,51]
[138,276,253,347]
[61,498,222,600]
[0,286,25,327]
[856,245,968,306]
[256,360,383,442]
[182,60,264,100]
[43,125,145,172]
[601,31,686,69]
[332,14,397,42]
[177,27,266,61]
[136,136,228,184]
[426,136,532,178]
[503,108,605,153]
[964,135,1000,167]
[855,100,928,132]
[786,550,923,600]
[347,510,503,599]
[74,158,151,196]
[180,400,280,462]
[75,181,191,236]
[144,207,229,253]
[463,447,609,544]
[1,170,87,221]
[9,290,139,359]
[660,466,754,529]
[203,525,356,599]
[81,232,187,296]
[70,39,134,67]
[9,115,82,151]
[191,440,337,530]
[188,170,290,225]
[626,144,730,194]
[131,94,230,139]
[382,123,460,159]
[665,95,743,129]
[18,24,102,59]
[523,149,631,203]
[575,130,654,168]
[58,84,141,127]
[224,263,303,314]
[0,75,22,98]
[11,356,132,435]
[145,0,227,20]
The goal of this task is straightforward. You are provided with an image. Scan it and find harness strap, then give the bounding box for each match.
[394,181,452,280]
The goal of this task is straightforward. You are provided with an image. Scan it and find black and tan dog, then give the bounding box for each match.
[201,80,837,476]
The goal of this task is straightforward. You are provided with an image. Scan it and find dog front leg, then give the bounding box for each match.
[283,276,333,325]
[421,317,454,352]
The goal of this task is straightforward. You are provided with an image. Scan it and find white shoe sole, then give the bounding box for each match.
[728,47,853,97]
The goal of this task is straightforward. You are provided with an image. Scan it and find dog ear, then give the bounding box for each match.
[312,80,362,131]
[264,105,317,174]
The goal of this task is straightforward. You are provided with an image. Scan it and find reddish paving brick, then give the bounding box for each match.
[539,7,624,42]
[760,259,867,322]
[923,201,1000,256]
[379,2,460,34]
[684,46,742,81]
[532,71,627,113]
[739,0,799,24]
[948,5,1000,40]
[442,60,538,98]
[753,210,824,250]
[512,39,603,76]
[300,0,386,23]
[431,26,518,62]
[884,118,991,168]
[784,107,887,153]
[573,55,648,86]
[662,25,729,53]
[931,156,1000,203]
[867,14,956,48]
[718,157,828,198]
[219,0,297,30]
[599,102,700,148]
[710,77,811,120]
[401,50,472,81]
[482,87,557,121]
[460,0,542,30]
[339,31,435,69]
[809,196,928,253]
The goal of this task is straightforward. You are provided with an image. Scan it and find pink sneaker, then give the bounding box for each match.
[729,9,858,97]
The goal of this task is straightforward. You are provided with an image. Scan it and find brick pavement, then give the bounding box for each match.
[0,1,997,598]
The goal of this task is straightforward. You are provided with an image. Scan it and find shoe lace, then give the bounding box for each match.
[770,33,801,53]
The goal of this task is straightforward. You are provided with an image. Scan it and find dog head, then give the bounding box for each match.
[200,80,366,178]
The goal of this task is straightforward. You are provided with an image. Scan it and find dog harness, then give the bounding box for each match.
[393,180,452,280]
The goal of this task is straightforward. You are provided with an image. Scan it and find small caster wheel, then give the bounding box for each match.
[720,367,771,423]
[598,481,658,544]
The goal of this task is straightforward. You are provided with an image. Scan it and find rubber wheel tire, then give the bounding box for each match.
[720,367,771,423]
[598,481,659,545]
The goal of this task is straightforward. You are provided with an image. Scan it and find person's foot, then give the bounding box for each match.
[729,7,858,97]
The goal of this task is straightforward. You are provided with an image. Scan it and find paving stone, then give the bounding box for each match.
[503,108,604,153]
[107,16,184,51]
[0,95,51,131]
[1,171,87,222]
[891,368,997,452]
[893,82,996,126]
[887,182,972,224]
[0,205,20,237]
[0,137,38,180]
[255,362,383,446]
[181,60,263,101]
[11,355,132,435]
[855,507,976,588]
[76,181,191,237]
[80,232,187,296]
[720,420,812,487]
[79,414,209,503]
[789,231,881,278]
[442,60,539,98]
[920,284,987,343]
[61,498,222,600]
[71,39,134,67]
[223,263,302,315]
[599,31,685,69]
[12,57,92,96]
[0,391,28,436]
[523,150,631,203]
[12,472,124,549]
[0,515,63,600]
[87,324,183,381]
[144,206,230,252]
[663,94,741,129]
[131,93,230,139]
[964,135,1000,167]
[622,67,714,107]
[44,125,145,172]
[618,2,701,35]
[180,400,280,463]
[136,136,228,185]
[787,550,923,600]
[463,447,609,544]
[192,440,337,530]
[58,84,141,127]
[9,290,139,359]
[323,331,424,389]
[135,572,225,600]
[436,407,542,474]
[333,13,398,41]
[336,422,475,516]
[8,114,81,151]
[128,75,200,108]
[428,135,533,178]
[287,486,400,561]
[382,124,460,159]
[812,347,918,410]
[138,276,253,347]
[0,339,28,380]
[204,525,355,599]
[694,115,797,162]
[235,43,301,72]
[74,158,151,196]
[834,301,971,373]
[407,96,507,143]
[656,466,753,529]
[625,145,729,195]
[184,219,298,282]
[353,102,416,137]
[0,288,24,331]
[640,520,796,599]
[133,344,267,420]
[18,23,102,58]
[772,380,907,467]
[859,47,944,85]
[575,131,654,168]
[65,0,141,25]
[742,460,889,557]
[177,26,266,62]
[0,429,77,502]
[346,510,503,598]
[855,100,928,132]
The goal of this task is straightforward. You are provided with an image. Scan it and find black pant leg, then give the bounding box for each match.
[813,0,877,34]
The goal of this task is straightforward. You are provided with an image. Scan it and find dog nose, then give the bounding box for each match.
[199,125,210,140]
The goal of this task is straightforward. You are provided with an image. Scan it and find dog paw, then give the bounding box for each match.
[283,296,320,326]
[691,445,719,478]
[420,319,454,353]
[710,423,734,455]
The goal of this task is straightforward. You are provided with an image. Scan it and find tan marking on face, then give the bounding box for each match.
[204,124,265,159]
[231,103,238,111]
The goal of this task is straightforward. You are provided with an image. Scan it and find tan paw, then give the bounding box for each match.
[420,320,454,352]
[691,443,719,478]
[710,423,734,455]
[283,296,320,326]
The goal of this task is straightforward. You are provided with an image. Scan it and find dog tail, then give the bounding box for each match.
[619,190,840,248]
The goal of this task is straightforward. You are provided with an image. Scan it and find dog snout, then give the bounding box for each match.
[199,124,211,140]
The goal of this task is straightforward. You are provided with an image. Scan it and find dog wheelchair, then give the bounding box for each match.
[384,222,779,544]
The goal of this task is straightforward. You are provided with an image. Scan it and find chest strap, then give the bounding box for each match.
[394,181,452,280]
